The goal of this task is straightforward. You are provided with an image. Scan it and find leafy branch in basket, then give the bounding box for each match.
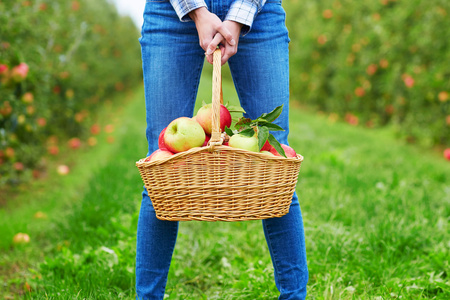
[224,105,287,157]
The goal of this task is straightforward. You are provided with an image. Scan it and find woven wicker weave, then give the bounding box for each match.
[136,50,303,221]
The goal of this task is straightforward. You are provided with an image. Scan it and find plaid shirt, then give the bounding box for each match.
[169,0,266,35]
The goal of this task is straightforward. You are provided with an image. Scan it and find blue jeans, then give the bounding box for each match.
[136,0,308,299]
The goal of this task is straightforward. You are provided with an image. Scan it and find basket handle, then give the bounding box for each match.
[209,49,224,148]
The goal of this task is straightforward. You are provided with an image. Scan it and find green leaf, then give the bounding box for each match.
[235,117,252,130]
[226,105,246,114]
[257,122,285,131]
[202,100,207,106]
[240,128,256,137]
[261,104,283,123]
[224,126,234,137]
[268,134,286,158]
[257,126,269,151]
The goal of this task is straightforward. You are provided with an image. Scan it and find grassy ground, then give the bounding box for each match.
[0,66,449,299]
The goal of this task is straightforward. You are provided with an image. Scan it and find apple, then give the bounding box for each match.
[202,135,211,146]
[164,117,205,153]
[270,144,297,158]
[47,145,59,155]
[261,140,272,151]
[444,148,450,161]
[13,233,30,244]
[57,165,70,175]
[68,137,81,149]
[195,104,232,135]
[87,137,97,146]
[260,150,275,156]
[34,211,48,219]
[90,124,101,135]
[145,149,174,162]
[104,124,114,133]
[11,63,29,82]
[22,92,34,103]
[228,134,259,152]
[158,127,167,149]
[0,64,8,76]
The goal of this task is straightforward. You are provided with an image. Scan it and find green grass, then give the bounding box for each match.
[0,66,449,299]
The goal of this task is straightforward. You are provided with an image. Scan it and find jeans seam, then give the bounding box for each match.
[159,221,178,298]
[263,219,285,294]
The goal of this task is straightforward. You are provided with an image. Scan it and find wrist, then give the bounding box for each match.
[226,20,244,29]
[224,20,243,37]
[188,7,208,22]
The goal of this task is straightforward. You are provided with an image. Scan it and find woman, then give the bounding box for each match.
[136,0,308,298]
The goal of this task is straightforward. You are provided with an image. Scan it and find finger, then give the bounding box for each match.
[219,44,227,65]
[206,53,213,64]
[221,45,237,65]
[206,33,223,56]
[216,24,235,46]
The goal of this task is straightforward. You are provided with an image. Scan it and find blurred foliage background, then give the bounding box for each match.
[1,0,449,189]
[0,0,142,187]
[285,0,449,148]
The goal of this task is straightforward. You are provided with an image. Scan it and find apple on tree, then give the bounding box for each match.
[444,148,450,161]
[195,103,232,135]
[163,117,205,153]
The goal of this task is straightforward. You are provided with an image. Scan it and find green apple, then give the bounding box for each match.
[164,117,206,153]
[260,150,275,156]
[228,133,259,152]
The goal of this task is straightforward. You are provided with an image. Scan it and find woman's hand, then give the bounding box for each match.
[205,20,243,65]
[189,8,236,54]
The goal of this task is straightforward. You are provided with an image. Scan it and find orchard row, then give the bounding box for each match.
[0,0,142,186]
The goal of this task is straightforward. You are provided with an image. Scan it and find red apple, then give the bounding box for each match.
[261,140,273,151]
[195,104,232,135]
[163,117,205,153]
[444,148,450,161]
[11,63,29,82]
[0,64,8,76]
[158,127,167,149]
[68,137,81,149]
[270,144,297,158]
[145,149,174,162]
[47,145,59,155]
[90,124,101,135]
[203,135,211,146]
[228,134,259,152]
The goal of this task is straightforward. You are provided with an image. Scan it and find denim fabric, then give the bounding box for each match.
[136,0,308,299]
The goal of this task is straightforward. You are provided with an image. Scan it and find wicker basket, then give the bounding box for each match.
[136,50,303,222]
